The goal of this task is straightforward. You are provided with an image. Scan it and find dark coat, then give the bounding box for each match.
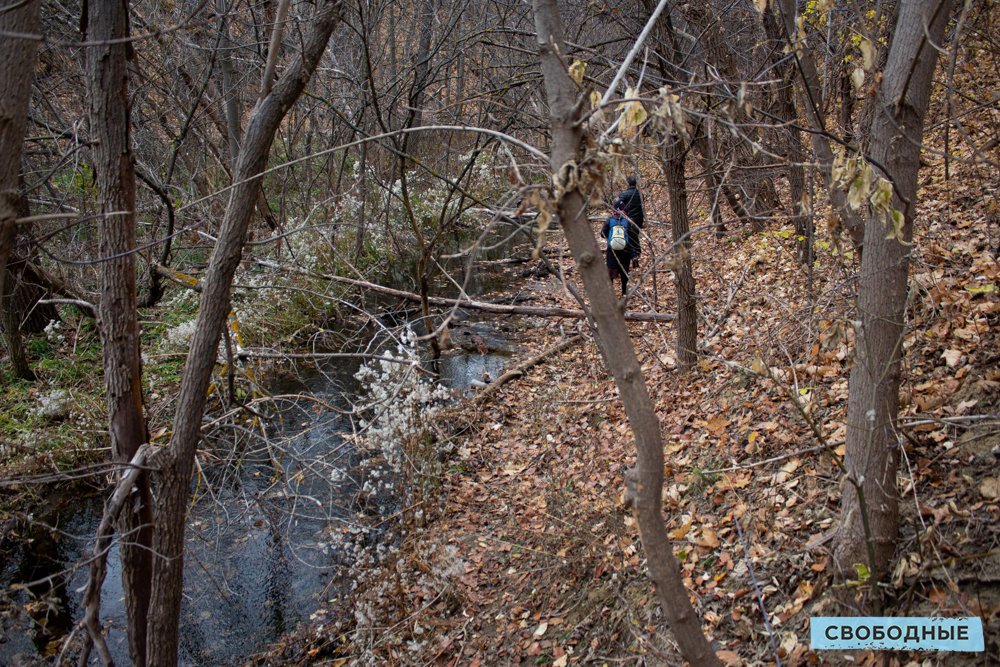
[614,187,645,229]
[603,187,645,259]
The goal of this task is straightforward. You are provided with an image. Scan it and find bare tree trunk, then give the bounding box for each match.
[0,224,33,380]
[216,0,242,167]
[784,94,811,264]
[8,191,58,334]
[762,4,810,263]
[777,0,865,251]
[838,64,856,147]
[137,169,175,307]
[397,0,440,357]
[406,0,437,153]
[835,0,952,590]
[399,0,437,170]
[694,132,725,237]
[639,0,699,366]
[354,141,368,262]
[0,0,40,381]
[84,0,154,662]
[683,1,780,229]
[666,142,697,370]
[145,4,343,664]
[532,1,719,664]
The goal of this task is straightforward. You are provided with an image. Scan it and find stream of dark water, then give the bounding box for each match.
[0,229,526,665]
[0,359,362,665]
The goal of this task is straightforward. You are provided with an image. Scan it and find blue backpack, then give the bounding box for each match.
[608,213,629,251]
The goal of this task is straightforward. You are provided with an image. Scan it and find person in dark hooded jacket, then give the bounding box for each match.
[601,176,645,296]
[614,176,645,230]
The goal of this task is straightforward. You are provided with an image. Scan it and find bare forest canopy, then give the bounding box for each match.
[0,0,998,665]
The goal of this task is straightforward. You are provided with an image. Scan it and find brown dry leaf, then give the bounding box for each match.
[780,459,801,475]
[929,588,949,604]
[729,472,751,489]
[717,649,742,666]
[533,622,548,637]
[669,521,692,540]
[697,528,721,548]
[793,580,813,602]
[658,352,677,367]
[980,477,1000,499]
[705,416,730,435]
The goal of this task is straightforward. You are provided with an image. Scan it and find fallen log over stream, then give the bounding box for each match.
[475,334,584,403]
[254,260,675,323]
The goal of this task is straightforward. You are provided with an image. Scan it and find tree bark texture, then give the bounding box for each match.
[762,4,810,264]
[216,0,242,167]
[405,0,437,153]
[666,143,698,370]
[145,3,343,664]
[85,0,155,662]
[0,222,33,379]
[835,0,952,586]
[640,0,699,367]
[682,2,780,229]
[694,132,726,237]
[777,0,866,250]
[6,192,58,336]
[0,0,41,380]
[532,1,719,664]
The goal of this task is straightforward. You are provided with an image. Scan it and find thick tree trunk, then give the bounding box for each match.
[0,0,40,381]
[0,223,33,380]
[532,1,719,664]
[666,143,698,370]
[145,4,342,664]
[784,101,811,264]
[640,0,699,366]
[7,190,58,335]
[85,0,155,662]
[835,0,952,590]
[694,132,725,237]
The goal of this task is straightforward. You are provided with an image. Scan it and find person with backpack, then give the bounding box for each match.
[601,176,645,296]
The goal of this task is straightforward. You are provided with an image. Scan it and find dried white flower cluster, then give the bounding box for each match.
[284,226,329,273]
[35,389,73,419]
[164,319,198,349]
[44,319,65,345]
[348,539,469,663]
[353,330,450,473]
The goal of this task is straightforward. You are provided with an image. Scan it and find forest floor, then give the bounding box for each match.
[3,47,997,667]
[268,130,999,665]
